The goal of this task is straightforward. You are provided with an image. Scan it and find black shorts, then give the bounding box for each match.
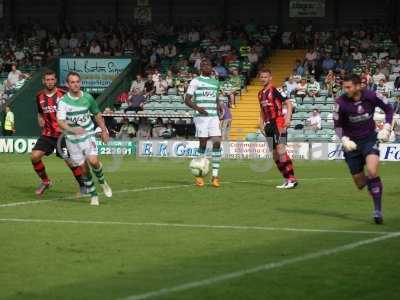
[264,121,287,150]
[32,135,69,159]
[344,133,380,175]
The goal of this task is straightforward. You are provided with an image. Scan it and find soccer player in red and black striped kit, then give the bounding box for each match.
[258,69,298,189]
[31,69,85,195]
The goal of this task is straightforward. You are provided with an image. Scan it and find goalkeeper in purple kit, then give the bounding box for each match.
[334,74,394,224]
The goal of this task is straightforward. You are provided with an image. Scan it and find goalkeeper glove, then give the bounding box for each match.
[341,136,357,152]
[377,123,391,143]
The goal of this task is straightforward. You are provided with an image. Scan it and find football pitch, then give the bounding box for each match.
[1,154,400,300]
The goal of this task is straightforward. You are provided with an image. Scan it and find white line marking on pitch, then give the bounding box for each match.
[0,178,337,209]
[0,218,396,236]
[119,232,400,300]
[0,184,194,208]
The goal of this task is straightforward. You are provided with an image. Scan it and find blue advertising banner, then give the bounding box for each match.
[59,58,131,88]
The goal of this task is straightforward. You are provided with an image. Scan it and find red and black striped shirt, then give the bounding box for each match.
[258,85,286,123]
[36,88,66,138]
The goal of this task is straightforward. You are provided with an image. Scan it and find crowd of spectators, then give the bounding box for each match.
[0,21,275,136]
[281,24,400,141]
[285,26,400,98]
[110,22,274,139]
[5,20,400,141]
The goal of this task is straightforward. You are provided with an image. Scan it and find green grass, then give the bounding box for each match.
[1,154,400,300]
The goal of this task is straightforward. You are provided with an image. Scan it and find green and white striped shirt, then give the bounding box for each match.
[187,76,220,117]
[57,91,100,143]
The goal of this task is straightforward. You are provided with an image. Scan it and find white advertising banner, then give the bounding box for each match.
[137,140,310,159]
[311,143,400,161]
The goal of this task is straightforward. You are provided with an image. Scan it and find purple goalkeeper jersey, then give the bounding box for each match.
[334,90,393,140]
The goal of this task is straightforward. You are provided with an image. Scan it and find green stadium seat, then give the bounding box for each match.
[320,90,329,96]
[314,96,326,104]
[295,97,303,103]
[320,111,330,118]
[171,95,183,102]
[325,97,335,104]
[150,95,160,102]
[160,95,171,102]
[303,97,314,104]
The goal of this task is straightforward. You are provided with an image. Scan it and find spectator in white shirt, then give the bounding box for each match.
[130,74,146,94]
[352,48,363,62]
[375,78,390,98]
[7,64,23,89]
[89,40,102,56]
[306,109,322,131]
[247,47,259,64]
[285,76,298,96]
[372,69,386,85]
[154,76,168,95]
[14,49,25,62]
[152,69,161,83]
[295,78,308,98]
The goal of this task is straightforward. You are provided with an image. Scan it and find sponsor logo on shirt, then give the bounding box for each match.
[357,105,365,114]
[348,113,372,123]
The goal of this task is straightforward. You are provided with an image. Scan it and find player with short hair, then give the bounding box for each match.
[258,68,298,189]
[334,74,393,224]
[185,59,222,188]
[57,71,112,206]
[31,69,86,196]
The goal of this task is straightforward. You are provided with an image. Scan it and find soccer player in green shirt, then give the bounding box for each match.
[57,72,112,206]
[185,59,223,188]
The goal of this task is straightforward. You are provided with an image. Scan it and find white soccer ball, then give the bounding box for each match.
[189,158,210,177]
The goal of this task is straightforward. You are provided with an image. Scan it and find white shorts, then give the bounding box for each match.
[193,116,222,138]
[66,137,98,167]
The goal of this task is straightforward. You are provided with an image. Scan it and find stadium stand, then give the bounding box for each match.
[2,20,400,141]
[236,26,400,142]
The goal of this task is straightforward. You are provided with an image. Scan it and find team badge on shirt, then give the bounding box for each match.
[357,105,365,114]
